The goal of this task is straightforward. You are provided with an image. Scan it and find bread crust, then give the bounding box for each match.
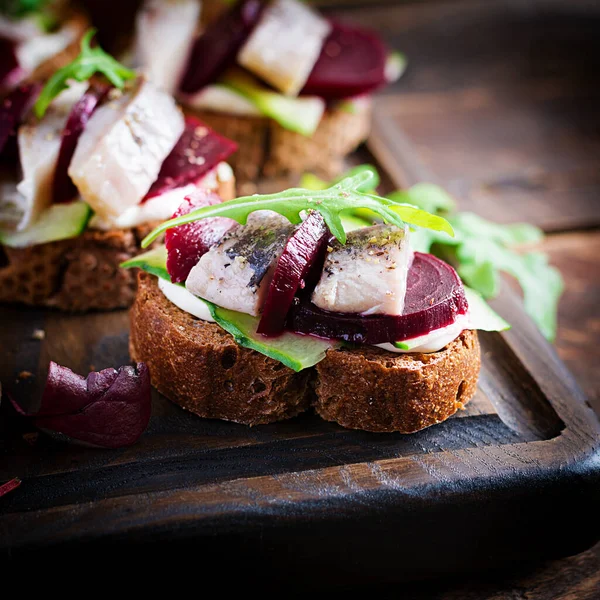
[129,272,312,425]
[314,331,481,433]
[0,178,234,312]
[185,100,372,181]
[129,274,480,431]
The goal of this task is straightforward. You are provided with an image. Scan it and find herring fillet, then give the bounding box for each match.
[312,224,412,316]
[134,0,200,95]
[238,0,331,96]
[68,78,184,220]
[12,83,86,231]
[186,211,295,317]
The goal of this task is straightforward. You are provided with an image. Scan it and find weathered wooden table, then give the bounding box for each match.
[344,0,599,596]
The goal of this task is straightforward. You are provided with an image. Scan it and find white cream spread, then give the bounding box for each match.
[375,312,470,354]
[88,162,233,230]
[158,277,215,323]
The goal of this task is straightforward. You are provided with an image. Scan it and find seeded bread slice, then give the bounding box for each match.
[0,176,234,312]
[129,274,480,430]
[185,99,372,181]
[129,271,312,425]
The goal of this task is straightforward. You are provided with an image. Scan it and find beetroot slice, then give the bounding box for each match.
[179,0,264,94]
[8,361,151,449]
[301,20,388,100]
[52,81,109,204]
[257,211,329,337]
[288,253,469,344]
[165,189,237,283]
[0,82,40,156]
[144,116,238,201]
[0,37,23,91]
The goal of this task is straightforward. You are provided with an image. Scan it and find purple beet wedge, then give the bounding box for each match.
[0,82,41,156]
[179,0,264,95]
[288,253,469,344]
[258,211,329,337]
[144,116,237,201]
[165,189,237,283]
[0,37,23,91]
[301,21,388,100]
[52,81,109,203]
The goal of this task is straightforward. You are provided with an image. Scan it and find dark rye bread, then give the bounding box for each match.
[185,100,372,181]
[130,274,480,430]
[0,177,235,312]
[314,331,480,433]
[130,271,312,426]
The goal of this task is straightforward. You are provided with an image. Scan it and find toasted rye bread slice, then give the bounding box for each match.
[129,274,480,430]
[185,100,372,181]
[0,176,234,312]
[314,331,480,433]
[130,271,312,425]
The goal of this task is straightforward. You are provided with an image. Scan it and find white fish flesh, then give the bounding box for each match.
[186,211,295,316]
[69,77,184,220]
[13,82,86,230]
[312,224,412,316]
[134,0,201,94]
[238,0,331,96]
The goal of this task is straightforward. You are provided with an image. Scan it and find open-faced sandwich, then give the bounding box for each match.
[0,30,237,311]
[125,170,509,433]
[1,0,89,94]
[128,0,404,180]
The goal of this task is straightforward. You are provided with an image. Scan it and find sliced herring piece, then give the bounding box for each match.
[312,224,412,316]
[134,0,201,94]
[186,211,295,317]
[68,77,184,220]
[238,0,331,96]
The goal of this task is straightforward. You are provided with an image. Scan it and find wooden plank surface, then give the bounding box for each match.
[335,0,600,231]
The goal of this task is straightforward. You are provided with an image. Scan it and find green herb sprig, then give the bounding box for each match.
[34,28,136,118]
[141,170,454,249]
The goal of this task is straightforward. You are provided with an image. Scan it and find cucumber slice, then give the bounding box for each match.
[385,51,407,83]
[464,286,511,332]
[0,201,92,248]
[120,245,169,281]
[220,70,325,137]
[210,305,337,372]
[123,247,338,371]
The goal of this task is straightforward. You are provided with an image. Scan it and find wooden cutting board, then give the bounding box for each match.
[1,113,599,581]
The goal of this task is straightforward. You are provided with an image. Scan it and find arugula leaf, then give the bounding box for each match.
[300,164,380,193]
[34,28,135,118]
[388,183,456,215]
[141,170,454,248]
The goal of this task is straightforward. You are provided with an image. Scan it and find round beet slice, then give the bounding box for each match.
[301,21,388,100]
[165,189,237,283]
[257,211,329,337]
[52,81,109,203]
[179,0,264,94]
[0,82,40,156]
[144,116,237,201]
[288,253,468,344]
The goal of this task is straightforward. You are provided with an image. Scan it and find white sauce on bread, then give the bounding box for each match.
[158,277,215,323]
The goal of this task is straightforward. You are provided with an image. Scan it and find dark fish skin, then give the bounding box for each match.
[224,217,294,289]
